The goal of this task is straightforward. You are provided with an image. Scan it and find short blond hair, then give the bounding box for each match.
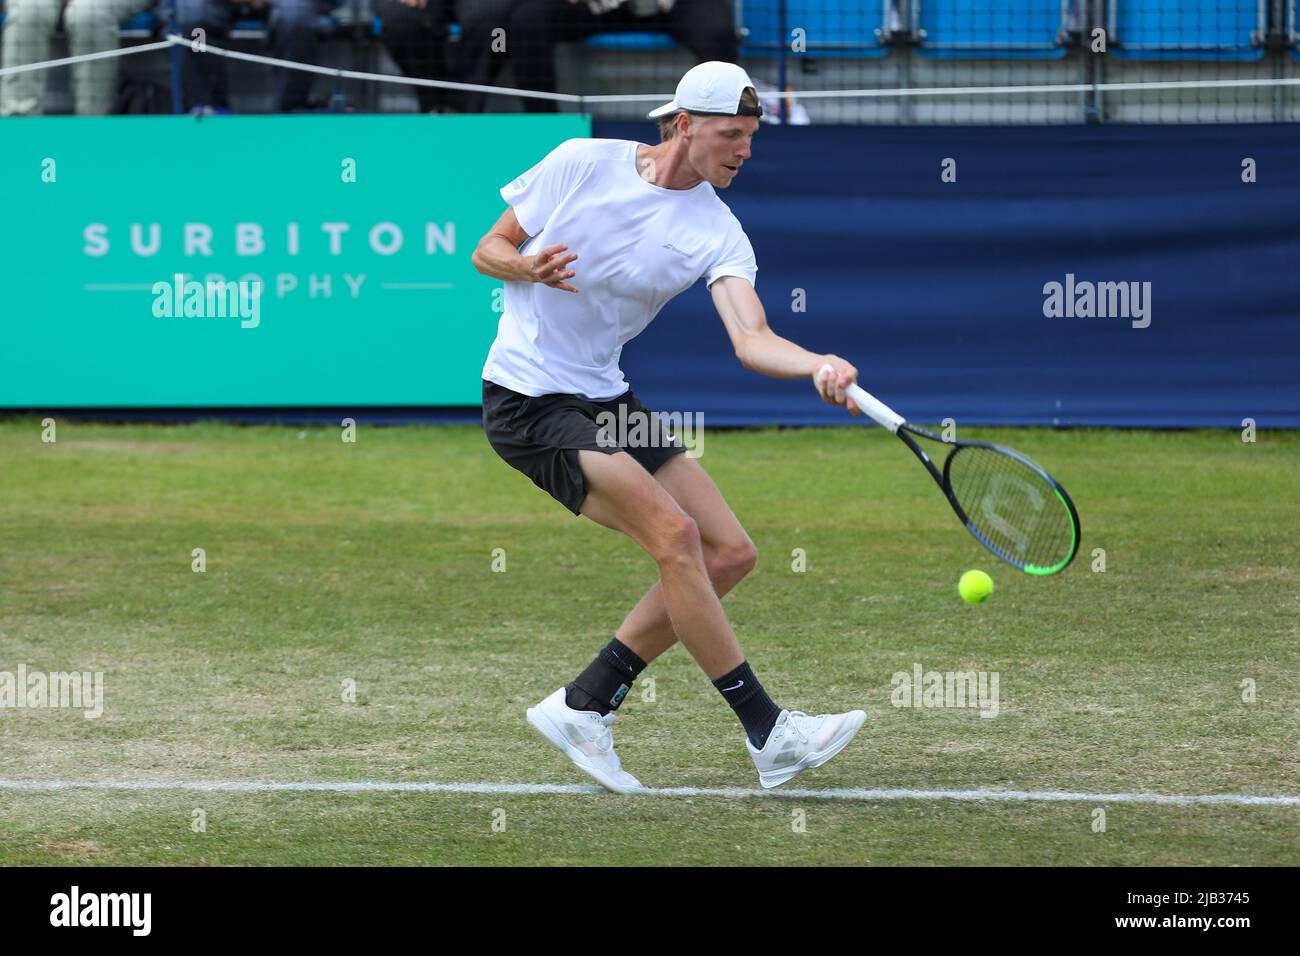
[658,87,760,142]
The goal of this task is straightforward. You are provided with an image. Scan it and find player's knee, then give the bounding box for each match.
[653,512,702,564]
[733,538,759,579]
[710,537,757,584]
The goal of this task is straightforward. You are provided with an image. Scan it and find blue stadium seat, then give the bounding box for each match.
[231,18,268,40]
[584,32,677,51]
[1110,0,1265,61]
[120,11,159,39]
[374,20,673,49]
[372,19,461,40]
[916,1,1068,60]
[738,0,889,58]
[385,27,669,50]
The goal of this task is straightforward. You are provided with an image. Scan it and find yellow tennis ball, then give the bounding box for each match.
[958,570,994,604]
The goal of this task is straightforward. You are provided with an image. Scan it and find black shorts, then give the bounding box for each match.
[481,379,687,516]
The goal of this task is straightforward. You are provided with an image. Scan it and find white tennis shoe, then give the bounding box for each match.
[747,708,867,789]
[526,688,643,794]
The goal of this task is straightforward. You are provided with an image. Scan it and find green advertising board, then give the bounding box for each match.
[0,114,590,406]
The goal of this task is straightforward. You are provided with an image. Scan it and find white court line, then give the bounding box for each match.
[1,779,1298,807]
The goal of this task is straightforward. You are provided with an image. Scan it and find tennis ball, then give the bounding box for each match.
[958,570,994,604]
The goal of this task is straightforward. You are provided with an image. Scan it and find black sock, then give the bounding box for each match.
[713,661,782,749]
[565,638,647,716]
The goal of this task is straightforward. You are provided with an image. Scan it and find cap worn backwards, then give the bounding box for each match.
[647,61,763,119]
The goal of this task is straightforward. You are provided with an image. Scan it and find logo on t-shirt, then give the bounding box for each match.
[661,242,688,257]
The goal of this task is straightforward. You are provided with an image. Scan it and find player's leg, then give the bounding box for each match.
[575,449,744,679]
[528,447,741,794]
[613,453,756,666]
[574,447,866,788]
[484,382,867,789]
[573,448,787,755]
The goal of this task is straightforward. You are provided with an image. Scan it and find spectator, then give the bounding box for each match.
[453,0,512,112]
[372,0,459,113]
[175,0,335,112]
[1,0,155,115]
[458,0,738,113]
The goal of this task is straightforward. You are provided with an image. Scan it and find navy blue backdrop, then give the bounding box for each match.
[595,121,1300,428]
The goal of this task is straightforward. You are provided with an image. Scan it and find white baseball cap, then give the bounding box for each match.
[647,61,763,119]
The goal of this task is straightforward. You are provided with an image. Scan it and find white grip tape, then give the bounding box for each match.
[817,364,906,433]
[846,383,906,433]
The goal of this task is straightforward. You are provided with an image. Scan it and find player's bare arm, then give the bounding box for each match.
[471,207,580,292]
[709,274,860,414]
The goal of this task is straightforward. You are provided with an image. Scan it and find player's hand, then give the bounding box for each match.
[529,243,579,293]
[814,358,861,415]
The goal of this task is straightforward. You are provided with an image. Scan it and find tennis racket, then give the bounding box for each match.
[818,365,1080,575]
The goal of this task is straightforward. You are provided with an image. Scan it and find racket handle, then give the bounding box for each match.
[817,364,906,433]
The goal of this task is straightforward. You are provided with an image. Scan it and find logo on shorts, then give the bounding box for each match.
[595,404,705,459]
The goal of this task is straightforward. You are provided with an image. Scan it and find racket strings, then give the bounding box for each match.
[945,446,1074,569]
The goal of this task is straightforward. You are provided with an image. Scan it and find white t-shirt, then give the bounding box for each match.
[481,138,758,400]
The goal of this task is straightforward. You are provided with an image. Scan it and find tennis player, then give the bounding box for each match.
[474,61,866,792]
